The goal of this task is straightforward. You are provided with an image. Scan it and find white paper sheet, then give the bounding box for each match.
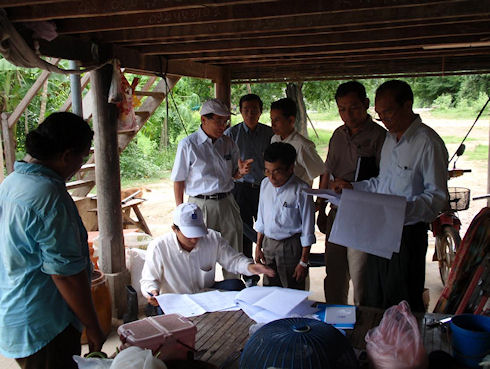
[303,188,341,206]
[235,286,313,323]
[156,293,206,317]
[253,288,310,316]
[156,290,240,317]
[329,189,406,259]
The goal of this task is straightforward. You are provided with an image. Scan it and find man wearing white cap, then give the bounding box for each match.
[140,203,274,309]
[171,98,253,279]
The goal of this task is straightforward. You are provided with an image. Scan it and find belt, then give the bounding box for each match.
[238,181,261,190]
[194,192,230,200]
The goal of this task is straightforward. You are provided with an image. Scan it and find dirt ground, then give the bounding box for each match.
[134,112,489,311]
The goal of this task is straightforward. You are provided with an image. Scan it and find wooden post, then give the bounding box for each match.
[214,67,231,108]
[487,115,490,207]
[1,112,16,174]
[0,128,4,183]
[286,82,308,137]
[90,64,129,318]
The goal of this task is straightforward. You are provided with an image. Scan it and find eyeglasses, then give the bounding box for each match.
[264,167,288,177]
[374,106,401,123]
[207,116,230,127]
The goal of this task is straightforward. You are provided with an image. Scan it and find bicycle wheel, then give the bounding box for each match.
[436,226,461,285]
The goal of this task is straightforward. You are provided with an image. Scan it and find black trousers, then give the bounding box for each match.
[232,182,260,258]
[361,222,428,312]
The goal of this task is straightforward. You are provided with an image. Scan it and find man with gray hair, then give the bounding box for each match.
[171,99,253,279]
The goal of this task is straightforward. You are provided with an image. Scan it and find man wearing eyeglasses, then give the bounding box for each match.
[317,81,386,306]
[171,99,253,279]
[254,142,315,290]
[332,80,448,312]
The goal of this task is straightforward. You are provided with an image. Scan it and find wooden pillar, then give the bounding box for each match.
[90,64,129,318]
[214,67,231,108]
[487,115,490,207]
[1,112,16,174]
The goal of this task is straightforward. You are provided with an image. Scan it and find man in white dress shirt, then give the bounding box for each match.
[255,142,316,290]
[171,99,253,279]
[332,80,448,311]
[270,98,325,186]
[141,203,274,309]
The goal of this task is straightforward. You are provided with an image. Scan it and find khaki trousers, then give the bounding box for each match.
[262,234,306,290]
[323,207,367,305]
[190,194,243,279]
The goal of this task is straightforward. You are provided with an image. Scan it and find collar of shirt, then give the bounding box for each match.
[340,115,375,137]
[14,161,64,183]
[241,121,264,135]
[387,114,422,143]
[196,125,224,145]
[274,173,296,195]
[172,232,201,254]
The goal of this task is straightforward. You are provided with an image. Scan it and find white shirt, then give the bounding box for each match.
[140,230,253,295]
[271,130,325,186]
[353,115,448,225]
[254,175,316,246]
[171,127,239,196]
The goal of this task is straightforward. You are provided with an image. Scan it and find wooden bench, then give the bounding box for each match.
[88,198,152,236]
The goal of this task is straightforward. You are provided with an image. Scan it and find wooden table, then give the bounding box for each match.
[189,307,453,369]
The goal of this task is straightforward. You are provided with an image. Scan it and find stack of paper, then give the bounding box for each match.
[235,286,318,324]
[314,304,356,329]
[305,188,406,259]
[155,290,240,317]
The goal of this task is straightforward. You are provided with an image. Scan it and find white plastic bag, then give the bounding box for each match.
[110,346,167,369]
[365,301,428,369]
[73,355,113,369]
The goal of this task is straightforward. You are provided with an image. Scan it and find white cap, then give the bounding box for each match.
[173,203,208,238]
[200,98,233,117]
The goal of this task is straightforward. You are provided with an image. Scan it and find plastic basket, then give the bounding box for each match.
[448,187,470,211]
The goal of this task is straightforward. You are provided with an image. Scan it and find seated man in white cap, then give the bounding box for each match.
[141,202,274,312]
[171,98,254,280]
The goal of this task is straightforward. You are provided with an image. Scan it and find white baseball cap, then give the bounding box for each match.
[200,98,234,117]
[173,203,208,238]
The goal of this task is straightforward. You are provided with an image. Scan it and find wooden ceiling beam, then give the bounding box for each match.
[6,0,275,21]
[119,17,487,47]
[47,0,462,35]
[233,69,490,83]
[230,56,490,81]
[216,47,490,67]
[165,34,490,61]
[136,24,489,55]
[96,2,489,44]
[0,0,70,7]
[34,35,223,80]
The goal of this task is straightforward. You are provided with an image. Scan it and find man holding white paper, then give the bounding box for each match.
[332,80,448,312]
[317,81,386,306]
[140,203,274,310]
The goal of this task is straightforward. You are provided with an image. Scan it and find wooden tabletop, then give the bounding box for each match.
[189,307,453,369]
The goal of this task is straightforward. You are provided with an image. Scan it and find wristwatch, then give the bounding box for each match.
[298,260,309,268]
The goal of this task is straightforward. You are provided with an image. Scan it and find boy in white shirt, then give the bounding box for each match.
[254,142,316,290]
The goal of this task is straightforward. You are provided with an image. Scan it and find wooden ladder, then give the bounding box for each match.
[70,74,181,197]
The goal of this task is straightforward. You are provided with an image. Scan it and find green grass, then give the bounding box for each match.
[308,110,339,121]
[465,144,489,161]
[442,136,476,144]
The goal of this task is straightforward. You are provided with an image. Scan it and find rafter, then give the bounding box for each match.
[46,0,463,35]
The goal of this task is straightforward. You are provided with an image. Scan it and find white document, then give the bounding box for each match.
[303,188,341,206]
[156,294,206,317]
[156,290,239,317]
[329,189,406,259]
[235,286,312,323]
[253,288,310,316]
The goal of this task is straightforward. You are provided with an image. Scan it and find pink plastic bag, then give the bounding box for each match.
[365,301,428,369]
